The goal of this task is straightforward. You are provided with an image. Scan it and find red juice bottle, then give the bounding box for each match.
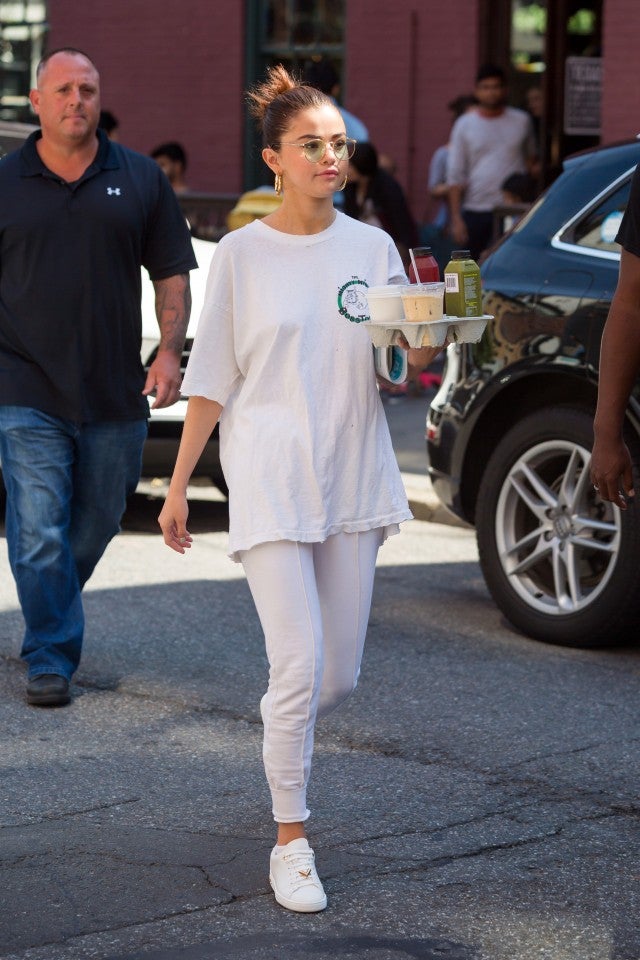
[408,246,440,283]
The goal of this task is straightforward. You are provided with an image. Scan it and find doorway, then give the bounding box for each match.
[479,0,603,186]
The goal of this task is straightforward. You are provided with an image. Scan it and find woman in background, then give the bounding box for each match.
[343,140,419,267]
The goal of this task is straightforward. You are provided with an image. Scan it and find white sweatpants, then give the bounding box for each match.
[240,529,384,823]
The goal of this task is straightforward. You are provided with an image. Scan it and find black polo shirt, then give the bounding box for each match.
[0,129,197,423]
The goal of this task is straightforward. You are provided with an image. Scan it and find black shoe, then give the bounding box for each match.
[26,674,71,707]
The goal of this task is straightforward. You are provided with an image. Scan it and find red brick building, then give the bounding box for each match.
[1,1,637,223]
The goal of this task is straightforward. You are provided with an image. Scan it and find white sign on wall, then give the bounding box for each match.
[564,56,602,136]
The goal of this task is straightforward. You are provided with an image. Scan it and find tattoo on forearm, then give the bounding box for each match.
[154,274,191,354]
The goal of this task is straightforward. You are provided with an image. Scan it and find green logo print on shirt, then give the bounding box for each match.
[338,277,370,323]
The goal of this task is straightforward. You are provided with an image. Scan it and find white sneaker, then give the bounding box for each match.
[269,837,327,913]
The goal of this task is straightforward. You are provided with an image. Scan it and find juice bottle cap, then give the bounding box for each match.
[451,249,472,258]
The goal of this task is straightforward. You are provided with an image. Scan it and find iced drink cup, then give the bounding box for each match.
[364,284,404,323]
[400,282,445,322]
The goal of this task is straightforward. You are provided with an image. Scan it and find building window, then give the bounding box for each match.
[260,0,344,62]
[0,1,48,120]
[244,0,346,188]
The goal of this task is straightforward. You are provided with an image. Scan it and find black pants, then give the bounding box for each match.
[462,210,494,262]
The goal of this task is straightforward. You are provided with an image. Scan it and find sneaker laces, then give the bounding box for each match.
[281,846,320,891]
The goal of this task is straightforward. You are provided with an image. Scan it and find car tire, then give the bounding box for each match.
[476,406,640,647]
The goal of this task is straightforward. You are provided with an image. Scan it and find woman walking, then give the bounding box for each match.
[158,64,441,913]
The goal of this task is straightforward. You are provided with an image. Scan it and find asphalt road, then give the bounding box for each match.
[1,392,639,960]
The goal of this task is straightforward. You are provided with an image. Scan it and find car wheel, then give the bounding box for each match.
[476,406,640,647]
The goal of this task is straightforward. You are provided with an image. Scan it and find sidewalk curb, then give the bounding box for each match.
[401,472,472,528]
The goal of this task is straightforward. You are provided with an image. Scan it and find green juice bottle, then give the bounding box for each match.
[444,249,482,317]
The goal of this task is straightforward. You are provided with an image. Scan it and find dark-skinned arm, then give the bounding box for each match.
[591,248,640,507]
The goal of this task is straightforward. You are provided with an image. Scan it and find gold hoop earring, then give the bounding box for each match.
[274,173,283,196]
[339,175,348,191]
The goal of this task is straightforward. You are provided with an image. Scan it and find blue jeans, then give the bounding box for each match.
[0,407,147,680]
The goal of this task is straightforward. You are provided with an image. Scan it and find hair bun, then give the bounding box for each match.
[247,64,298,121]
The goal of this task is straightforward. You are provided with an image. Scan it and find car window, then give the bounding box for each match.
[559,178,631,254]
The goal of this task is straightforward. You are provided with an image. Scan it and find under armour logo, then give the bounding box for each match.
[107,187,121,196]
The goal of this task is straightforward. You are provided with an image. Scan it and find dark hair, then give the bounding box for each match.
[37,47,96,79]
[448,94,477,119]
[99,109,118,133]
[349,141,379,178]
[475,63,506,84]
[151,141,188,169]
[247,63,334,149]
[302,58,339,95]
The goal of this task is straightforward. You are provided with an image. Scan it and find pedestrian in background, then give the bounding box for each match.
[591,165,640,508]
[303,56,369,142]
[427,94,477,230]
[343,140,419,268]
[151,141,190,194]
[447,63,538,261]
[422,92,477,272]
[158,63,441,914]
[303,57,369,209]
[0,48,196,707]
[98,108,119,140]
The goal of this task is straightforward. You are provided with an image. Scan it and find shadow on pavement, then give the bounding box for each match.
[111,932,479,959]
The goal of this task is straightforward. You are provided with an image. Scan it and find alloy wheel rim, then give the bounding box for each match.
[495,439,620,615]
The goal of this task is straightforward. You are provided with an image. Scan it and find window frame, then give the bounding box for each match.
[551,166,635,263]
[243,0,346,190]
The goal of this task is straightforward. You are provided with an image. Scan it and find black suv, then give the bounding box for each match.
[426,138,640,648]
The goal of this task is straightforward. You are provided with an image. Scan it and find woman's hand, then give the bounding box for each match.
[406,342,446,373]
[389,335,447,387]
[156,395,223,553]
[158,491,193,553]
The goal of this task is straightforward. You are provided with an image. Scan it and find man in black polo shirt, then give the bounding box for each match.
[0,47,197,707]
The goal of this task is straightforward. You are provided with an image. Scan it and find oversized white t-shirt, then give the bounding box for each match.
[182,211,413,560]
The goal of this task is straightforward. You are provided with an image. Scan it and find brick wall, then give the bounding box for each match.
[42,1,640,208]
[47,0,480,220]
[346,0,479,220]
[48,0,245,192]
[601,0,640,144]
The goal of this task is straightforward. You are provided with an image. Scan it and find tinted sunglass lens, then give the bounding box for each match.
[304,141,325,162]
[301,139,352,162]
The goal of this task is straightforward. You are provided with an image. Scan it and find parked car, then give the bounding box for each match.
[140,236,224,492]
[0,119,38,158]
[426,137,640,648]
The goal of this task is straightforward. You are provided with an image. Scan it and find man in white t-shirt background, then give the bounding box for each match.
[447,63,538,261]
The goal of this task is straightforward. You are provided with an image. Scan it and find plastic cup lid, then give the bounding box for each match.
[366,285,403,297]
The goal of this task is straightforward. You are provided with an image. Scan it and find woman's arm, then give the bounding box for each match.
[407,344,445,378]
[158,395,223,552]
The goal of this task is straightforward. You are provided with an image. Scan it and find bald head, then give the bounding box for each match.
[36,47,98,82]
[30,49,100,152]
